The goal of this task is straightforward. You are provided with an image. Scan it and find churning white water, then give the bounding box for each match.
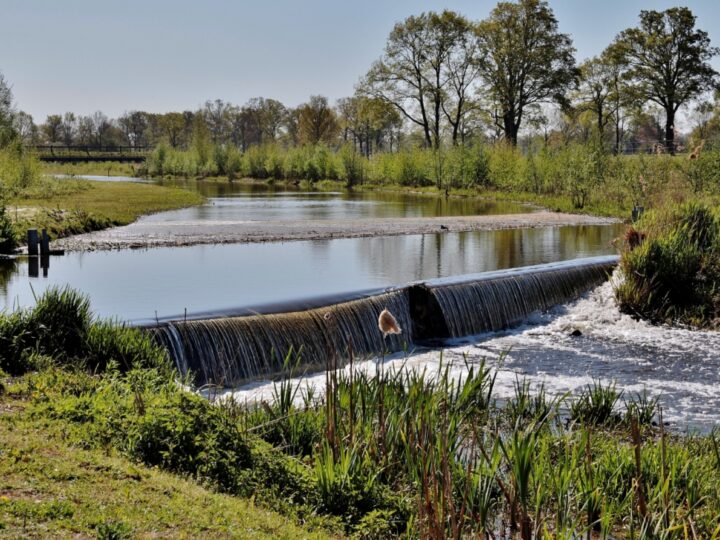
[214,274,720,433]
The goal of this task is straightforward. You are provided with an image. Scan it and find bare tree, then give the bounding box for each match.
[42,115,63,144]
[91,111,111,147]
[61,112,77,145]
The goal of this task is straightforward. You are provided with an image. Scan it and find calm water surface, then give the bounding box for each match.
[0,225,622,321]
[1,177,617,320]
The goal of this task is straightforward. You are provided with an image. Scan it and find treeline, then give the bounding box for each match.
[146,140,720,214]
[6,1,720,156]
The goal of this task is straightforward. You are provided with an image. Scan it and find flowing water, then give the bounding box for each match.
[212,275,720,433]
[150,257,616,386]
[8,176,718,430]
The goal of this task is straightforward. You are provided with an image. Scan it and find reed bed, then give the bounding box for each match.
[234,349,720,538]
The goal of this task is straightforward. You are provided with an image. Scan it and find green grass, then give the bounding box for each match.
[7,179,203,242]
[616,202,720,327]
[0,397,328,539]
[40,161,144,178]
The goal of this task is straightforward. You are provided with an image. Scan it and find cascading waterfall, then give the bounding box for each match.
[419,256,617,339]
[147,256,618,386]
[150,289,412,385]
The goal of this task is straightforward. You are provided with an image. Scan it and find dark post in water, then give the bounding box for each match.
[27,229,39,256]
[40,229,50,255]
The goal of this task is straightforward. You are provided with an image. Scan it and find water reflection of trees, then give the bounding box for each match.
[355,225,623,284]
[0,259,18,301]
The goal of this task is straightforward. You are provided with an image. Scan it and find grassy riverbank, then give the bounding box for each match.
[40,162,629,219]
[617,202,720,328]
[0,147,203,251]
[2,288,720,538]
[0,394,327,539]
[5,179,203,245]
[6,180,203,242]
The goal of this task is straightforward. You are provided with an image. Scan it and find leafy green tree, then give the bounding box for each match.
[337,96,401,156]
[297,95,339,146]
[475,0,577,146]
[118,110,149,147]
[158,112,188,148]
[611,7,719,153]
[577,55,617,137]
[0,72,17,147]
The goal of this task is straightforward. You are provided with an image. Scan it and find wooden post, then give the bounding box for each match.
[27,229,39,256]
[40,229,50,255]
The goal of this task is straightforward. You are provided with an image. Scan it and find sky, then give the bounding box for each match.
[2,0,720,121]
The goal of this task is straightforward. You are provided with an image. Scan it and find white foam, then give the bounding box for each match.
[213,274,720,431]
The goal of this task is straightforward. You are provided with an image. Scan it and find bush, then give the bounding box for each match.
[29,287,91,360]
[0,287,172,375]
[616,202,720,326]
[339,144,365,187]
[684,148,720,193]
[0,203,17,253]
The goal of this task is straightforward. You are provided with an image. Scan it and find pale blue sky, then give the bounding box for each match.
[2,0,719,121]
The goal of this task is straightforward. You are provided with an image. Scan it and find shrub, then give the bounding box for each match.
[29,287,91,360]
[244,145,269,178]
[0,203,17,253]
[339,144,365,187]
[684,148,720,193]
[616,202,720,326]
[570,381,623,427]
[84,322,169,372]
[0,287,172,375]
[488,143,525,190]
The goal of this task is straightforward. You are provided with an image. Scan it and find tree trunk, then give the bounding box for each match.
[665,107,675,155]
[503,111,519,146]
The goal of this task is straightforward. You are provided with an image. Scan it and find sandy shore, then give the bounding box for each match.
[55,212,621,251]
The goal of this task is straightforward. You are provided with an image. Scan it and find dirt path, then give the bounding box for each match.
[55,212,621,251]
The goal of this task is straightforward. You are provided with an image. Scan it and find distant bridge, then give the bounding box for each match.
[29,145,151,163]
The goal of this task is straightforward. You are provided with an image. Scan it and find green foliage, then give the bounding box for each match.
[616,202,720,326]
[684,148,720,193]
[570,380,623,427]
[611,7,719,149]
[339,144,365,187]
[31,287,92,359]
[0,141,42,197]
[0,287,170,375]
[0,202,17,253]
[475,0,578,144]
[95,520,133,540]
[13,357,720,539]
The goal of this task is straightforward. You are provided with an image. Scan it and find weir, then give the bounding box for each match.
[148,256,618,386]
